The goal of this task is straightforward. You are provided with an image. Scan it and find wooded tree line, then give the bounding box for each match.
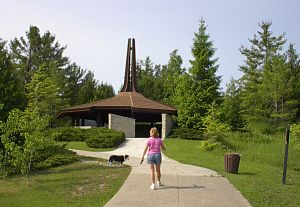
[1,19,300,131]
[0,26,114,124]
[136,20,300,131]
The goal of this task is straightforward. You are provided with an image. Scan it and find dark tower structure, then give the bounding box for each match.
[121,38,138,92]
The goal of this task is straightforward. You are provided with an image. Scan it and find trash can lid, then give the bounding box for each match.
[224,153,240,155]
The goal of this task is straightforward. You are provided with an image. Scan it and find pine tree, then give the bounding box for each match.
[63,63,86,106]
[173,18,221,129]
[286,43,300,118]
[261,55,297,125]
[77,71,98,104]
[94,82,115,100]
[239,21,286,123]
[221,78,244,130]
[136,57,165,101]
[0,40,26,121]
[162,49,185,105]
[10,26,68,85]
[9,26,69,112]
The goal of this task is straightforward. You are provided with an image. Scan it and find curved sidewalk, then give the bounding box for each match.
[73,138,251,207]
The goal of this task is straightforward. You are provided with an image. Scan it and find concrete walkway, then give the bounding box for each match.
[73,138,251,207]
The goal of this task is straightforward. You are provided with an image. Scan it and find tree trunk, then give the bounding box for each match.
[26,154,32,188]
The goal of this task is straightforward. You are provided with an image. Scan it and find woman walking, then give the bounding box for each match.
[141,127,166,190]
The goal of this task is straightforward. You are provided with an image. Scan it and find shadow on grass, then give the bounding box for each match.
[34,164,97,175]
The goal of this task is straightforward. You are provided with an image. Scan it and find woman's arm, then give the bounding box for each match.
[161,141,166,151]
[141,144,148,164]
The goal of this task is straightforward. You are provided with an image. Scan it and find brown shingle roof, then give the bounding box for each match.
[59,92,176,116]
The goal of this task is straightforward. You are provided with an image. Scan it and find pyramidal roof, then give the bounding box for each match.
[59,38,176,116]
[60,91,176,114]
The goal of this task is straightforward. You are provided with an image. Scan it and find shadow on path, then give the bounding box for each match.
[159,184,206,190]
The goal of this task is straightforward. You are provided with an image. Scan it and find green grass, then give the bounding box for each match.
[58,141,115,152]
[164,133,300,207]
[0,157,131,207]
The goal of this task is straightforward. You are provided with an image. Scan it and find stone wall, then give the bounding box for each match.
[108,113,135,138]
[161,113,173,139]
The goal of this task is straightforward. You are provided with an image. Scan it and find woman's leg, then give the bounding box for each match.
[150,163,155,184]
[155,163,161,182]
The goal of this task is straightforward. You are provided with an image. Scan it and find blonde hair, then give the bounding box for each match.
[150,127,159,138]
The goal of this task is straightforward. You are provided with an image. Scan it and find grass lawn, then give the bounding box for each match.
[58,141,116,152]
[164,134,300,207]
[0,157,131,207]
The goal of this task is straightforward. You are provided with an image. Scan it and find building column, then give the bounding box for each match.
[109,113,135,138]
[161,113,174,139]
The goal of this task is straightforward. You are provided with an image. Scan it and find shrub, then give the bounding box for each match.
[86,129,125,148]
[198,139,221,151]
[32,145,79,170]
[46,127,86,142]
[168,128,204,140]
[46,127,125,147]
[47,127,126,148]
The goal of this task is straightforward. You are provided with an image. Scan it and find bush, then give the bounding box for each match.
[32,145,79,170]
[167,128,204,140]
[46,127,125,148]
[198,139,221,151]
[45,127,86,142]
[86,129,125,148]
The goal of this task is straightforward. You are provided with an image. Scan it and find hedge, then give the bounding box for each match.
[47,127,125,148]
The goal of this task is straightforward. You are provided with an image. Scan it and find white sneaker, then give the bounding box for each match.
[150,183,155,190]
[157,181,163,186]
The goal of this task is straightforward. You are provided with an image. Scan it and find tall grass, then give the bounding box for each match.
[164,130,300,207]
[225,131,299,168]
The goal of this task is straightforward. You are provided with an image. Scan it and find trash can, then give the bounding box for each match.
[224,153,240,174]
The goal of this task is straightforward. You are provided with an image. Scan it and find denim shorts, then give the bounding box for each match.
[147,153,162,164]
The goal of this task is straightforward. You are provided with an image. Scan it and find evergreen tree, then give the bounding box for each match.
[286,43,300,119]
[221,78,244,130]
[63,63,86,106]
[94,82,115,100]
[77,70,98,104]
[9,26,70,113]
[10,26,68,85]
[136,57,164,101]
[239,21,286,122]
[173,18,221,129]
[0,40,26,121]
[262,55,298,125]
[162,49,185,105]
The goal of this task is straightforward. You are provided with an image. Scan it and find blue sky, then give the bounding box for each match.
[1,0,300,92]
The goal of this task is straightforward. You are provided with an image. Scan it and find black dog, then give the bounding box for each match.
[107,155,129,166]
